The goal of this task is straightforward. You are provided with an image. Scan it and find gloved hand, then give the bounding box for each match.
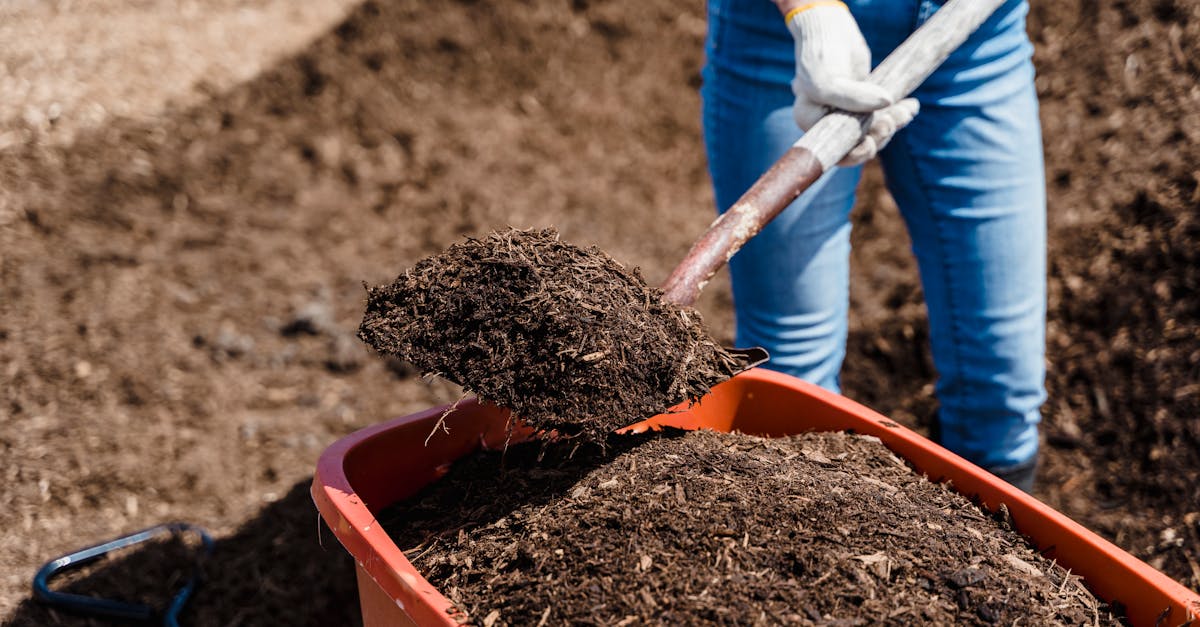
[786,1,920,166]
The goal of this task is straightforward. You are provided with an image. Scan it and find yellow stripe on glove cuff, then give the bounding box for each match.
[783,0,848,23]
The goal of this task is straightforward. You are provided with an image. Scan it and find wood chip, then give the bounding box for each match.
[1004,554,1044,578]
[853,552,892,579]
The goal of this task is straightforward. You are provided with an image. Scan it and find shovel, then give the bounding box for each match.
[358,0,1009,437]
[661,0,1007,316]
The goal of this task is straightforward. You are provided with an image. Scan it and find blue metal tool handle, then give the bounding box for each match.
[32,522,214,626]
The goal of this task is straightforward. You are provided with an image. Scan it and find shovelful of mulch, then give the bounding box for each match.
[358,227,750,440]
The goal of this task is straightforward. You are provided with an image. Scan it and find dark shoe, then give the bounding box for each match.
[987,456,1038,494]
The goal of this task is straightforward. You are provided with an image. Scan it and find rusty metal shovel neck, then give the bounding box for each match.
[660,146,825,308]
[659,0,1007,309]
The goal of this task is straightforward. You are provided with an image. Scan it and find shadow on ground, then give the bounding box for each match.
[7,480,359,627]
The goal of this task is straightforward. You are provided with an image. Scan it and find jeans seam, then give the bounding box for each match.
[894,126,972,433]
[705,84,726,213]
[703,7,727,212]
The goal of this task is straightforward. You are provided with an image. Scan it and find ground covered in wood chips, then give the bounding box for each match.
[3,0,1199,624]
[384,430,1117,625]
[359,228,749,439]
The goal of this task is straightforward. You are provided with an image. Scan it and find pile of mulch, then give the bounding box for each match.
[358,228,750,440]
[384,430,1117,625]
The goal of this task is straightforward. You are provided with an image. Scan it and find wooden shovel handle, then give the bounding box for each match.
[660,0,1006,307]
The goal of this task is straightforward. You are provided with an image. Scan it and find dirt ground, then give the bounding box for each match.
[1,0,1196,624]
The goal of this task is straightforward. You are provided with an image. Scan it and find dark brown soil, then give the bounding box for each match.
[2,0,1198,623]
[384,430,1117,625]
[359,227,748,439]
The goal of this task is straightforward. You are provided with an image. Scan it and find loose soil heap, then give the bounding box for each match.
[385,430,1116,625]
[359,228,750,439]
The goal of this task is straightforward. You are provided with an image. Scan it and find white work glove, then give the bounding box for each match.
[786,1,920,166]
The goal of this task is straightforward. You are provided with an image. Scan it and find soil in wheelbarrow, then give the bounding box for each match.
[359,227,751,441]
[382,430,1118,625]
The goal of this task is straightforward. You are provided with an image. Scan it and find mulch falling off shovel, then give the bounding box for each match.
[357,227,753,441]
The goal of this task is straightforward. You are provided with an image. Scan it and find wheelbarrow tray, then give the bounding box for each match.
[312,368,1200,626]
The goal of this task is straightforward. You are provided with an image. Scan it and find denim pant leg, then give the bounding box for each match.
[877,0,1046,470]
[704,0,1045,469]
[703,9,862,393]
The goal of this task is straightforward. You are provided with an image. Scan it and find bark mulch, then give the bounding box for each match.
[359,228,750,440]
[383,429,1117,625]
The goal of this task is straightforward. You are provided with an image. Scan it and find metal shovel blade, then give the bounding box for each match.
[729,346,770,374]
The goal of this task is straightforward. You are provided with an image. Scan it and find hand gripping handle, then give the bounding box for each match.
[660,0,1006,306]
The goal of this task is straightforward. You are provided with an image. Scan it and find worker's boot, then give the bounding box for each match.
[986,456,1038,494]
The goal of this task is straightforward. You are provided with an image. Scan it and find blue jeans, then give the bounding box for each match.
[702,0,1045,470]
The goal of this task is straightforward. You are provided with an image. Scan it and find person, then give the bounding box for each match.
[701,0,1045,491]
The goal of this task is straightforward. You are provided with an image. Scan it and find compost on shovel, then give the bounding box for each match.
[382,429,1119,625]
[358,227,752,439]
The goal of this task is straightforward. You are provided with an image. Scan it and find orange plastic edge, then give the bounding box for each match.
[312,368,1200,627]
